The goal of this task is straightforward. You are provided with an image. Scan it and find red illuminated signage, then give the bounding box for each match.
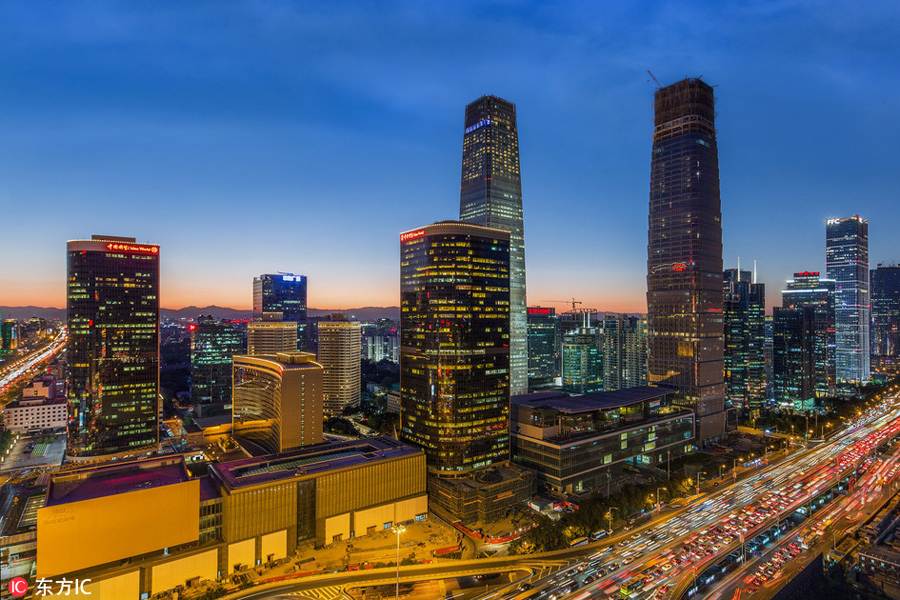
[672,263,686,272]
[106,242,159,255]
[528,308,552,315]
[400,230,425,242]
[796,271,820,277]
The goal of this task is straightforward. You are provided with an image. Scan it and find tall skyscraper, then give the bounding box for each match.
[871,263,900,374]
[527,307,560,390]
[232,352,323,454]
[602,313,649,391]
[458,95,527,397]
[782,271,836,397]
[66,235,160,457]
[723,268,766,411]
[253,273,308,350]
[826,215,870,384]
[190,315,245,415]
[400,221,510,475]
[317,321,362,416]
[646,78,726,443]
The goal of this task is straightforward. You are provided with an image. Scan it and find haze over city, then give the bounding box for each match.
[1,1,898,312]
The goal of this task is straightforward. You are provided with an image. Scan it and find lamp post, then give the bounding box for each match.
[607,507,618,535]
[656,487,667,512]
[393,525,406,600]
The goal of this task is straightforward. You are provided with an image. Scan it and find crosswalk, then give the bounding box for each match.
[290,585,346,600]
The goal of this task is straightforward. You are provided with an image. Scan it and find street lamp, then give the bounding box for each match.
[607,507,618,535]
[393,525,406,600]
[656,487,667,511]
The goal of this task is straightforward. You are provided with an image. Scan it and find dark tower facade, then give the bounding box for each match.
[399,221,510,475]
[252,273,308,350]
[646,78,725,443]
[67,235,160,457]
[723,268,766,412]
[459,95,527,397]
[870,264,900,375]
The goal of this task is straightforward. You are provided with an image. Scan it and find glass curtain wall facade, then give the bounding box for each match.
[400,222,511,475]
[191,315,245,411]
[459,95,527,397]
[723,269,766,411]
[782,271,836,397]
[67,235,160,457]
[773,306,816,410]
[826,216,870,384]
[871,264,900,374]
[646,78,725,443]
[527,307,560,390]
[253,273,308,351]
[562,321,602,394]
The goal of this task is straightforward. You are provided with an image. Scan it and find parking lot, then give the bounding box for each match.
[0,432,66,473]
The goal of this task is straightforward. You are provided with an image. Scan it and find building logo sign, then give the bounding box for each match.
[106,242,159,255]
[528,308,552,315]
[282,275,303,282]
[400,230,425,242]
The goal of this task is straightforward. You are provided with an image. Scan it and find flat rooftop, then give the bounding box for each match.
[45,456,191,507]
[511,386,675,413]
[210,436,422,490]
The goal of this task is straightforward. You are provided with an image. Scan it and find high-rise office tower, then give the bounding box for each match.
[871,263,900,374]
[66,235,160,457]
[317,321,362,416]
[602,313,649,391]
[723,268,766,411]
[782,271,836,397]
[190,315,245,414]
[458,95,527,397]
[400,221,510,475]
[826,216,870,384]
[773,306,816,409]
[232,352,323,454]
[253,273,308,350]
[247,321,297,355]
[562,314,602,395]
[646,78,725,443]
[527,307,560,390]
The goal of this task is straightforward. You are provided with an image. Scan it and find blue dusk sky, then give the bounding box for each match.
[1,1,898,312]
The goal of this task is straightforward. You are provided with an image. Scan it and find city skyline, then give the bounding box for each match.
[2,2,899,312]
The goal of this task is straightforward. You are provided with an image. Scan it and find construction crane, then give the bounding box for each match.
[540,298,583,312]
[647,70,662,89]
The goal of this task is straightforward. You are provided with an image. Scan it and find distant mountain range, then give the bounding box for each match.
[1,306,400,322]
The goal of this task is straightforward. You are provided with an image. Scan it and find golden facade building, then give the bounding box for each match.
[232,352,323,454]
[247,321,298,355]
[34,437,426,599]
[317,321,362,416]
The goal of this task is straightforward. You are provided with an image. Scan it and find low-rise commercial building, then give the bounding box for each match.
[511,386,694,494]
[31,436,426,599]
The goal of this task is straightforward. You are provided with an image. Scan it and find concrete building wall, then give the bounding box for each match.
[151,549,218,596]
[227,538,255,571]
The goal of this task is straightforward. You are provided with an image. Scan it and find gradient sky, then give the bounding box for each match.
[1,1,898,313]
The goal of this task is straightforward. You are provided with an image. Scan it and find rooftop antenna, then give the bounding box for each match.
[753,260,758,284]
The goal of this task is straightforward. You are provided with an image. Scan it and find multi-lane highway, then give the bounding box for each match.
[503,392,900,600]
[0,329,66,398]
